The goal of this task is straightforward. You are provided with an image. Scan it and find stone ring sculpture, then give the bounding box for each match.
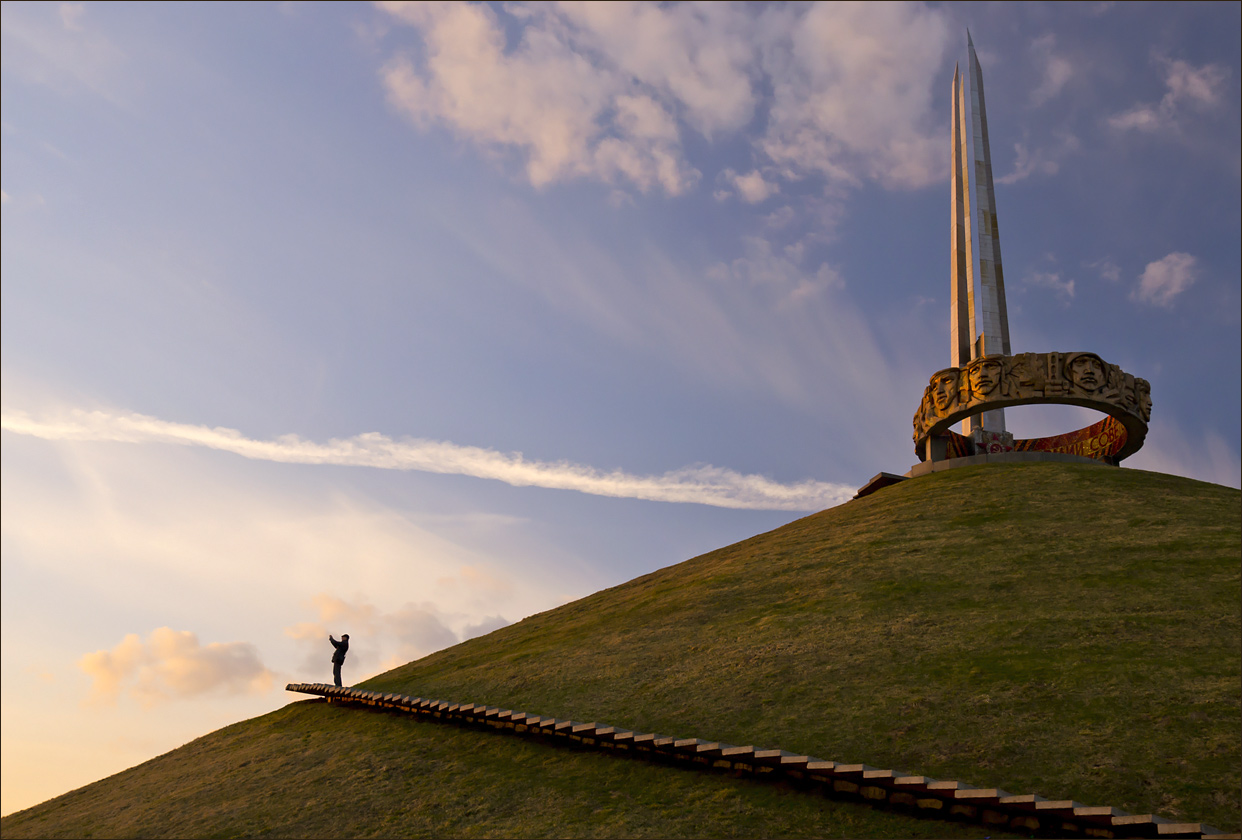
[913,351,1150,464]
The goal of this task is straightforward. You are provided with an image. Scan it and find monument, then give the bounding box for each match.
[910,34,1150,473]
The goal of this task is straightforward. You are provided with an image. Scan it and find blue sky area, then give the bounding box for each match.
[2,1,1239,815]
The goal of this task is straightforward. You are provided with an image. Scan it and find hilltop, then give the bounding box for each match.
[3,462,1239,838]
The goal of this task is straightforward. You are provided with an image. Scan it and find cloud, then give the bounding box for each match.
[285,594,462,671]
[1,406,854,510]
[997,143,1057,184]
[79,628,273,707]
[1,431,560,655]
[717,168,779,203]
[1108,56,1230,133]
[462,615,510,639]
[58,3,84,31]
[377,2,699,194]
[757,2,951,189]
[553,1,759,138]
[1029,34,1073,106]
[375,2,952,194]
[708,235,845,306]
[0,2,131,104]
[1124,419,1241,490]
[1088,258,1122,284]
[996,132,1080,185]
[1133,252,1196,307]
[1022,270,1075,303]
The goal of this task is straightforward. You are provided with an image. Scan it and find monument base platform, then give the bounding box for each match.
[853,451,1113,500]
[905,449,1111,479]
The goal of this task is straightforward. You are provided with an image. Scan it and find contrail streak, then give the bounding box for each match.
[1,407,854,511]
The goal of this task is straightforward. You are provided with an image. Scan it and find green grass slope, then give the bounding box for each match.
[4,462,1239,838]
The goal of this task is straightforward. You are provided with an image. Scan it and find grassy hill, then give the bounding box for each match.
[4,462,1239,838]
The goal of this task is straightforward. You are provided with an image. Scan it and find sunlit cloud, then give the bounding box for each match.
[1022,270,1076,304]
[378,1,700,195]
[79,628,273,707]
[757,2,950,190]
[716,168,780,203]
[1108,56,1230,133]
[1,407,855,510]
[1133,252,1196,307]
[284,593,497,678]
[284,593,464,671]
[376,1,951,195]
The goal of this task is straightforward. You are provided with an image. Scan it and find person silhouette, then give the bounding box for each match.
[329,634,350,687]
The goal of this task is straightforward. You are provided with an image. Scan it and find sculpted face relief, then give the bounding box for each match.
[1137,379,1152,422]
[931,370,960,413]
[967,357,1003,398]
[1068,353,1105,392]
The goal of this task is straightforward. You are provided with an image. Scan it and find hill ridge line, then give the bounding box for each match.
[287,682,1233,839]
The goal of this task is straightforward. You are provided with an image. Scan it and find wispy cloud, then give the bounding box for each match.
[79,628,273,707]
[1,407,854,510]
[1087,258,1122,284]
[375,2,951,195]
[1108,56,1230,134]
[1029,33,1074,106]
[1133,252,1196,307]
[0,1,132,104]
[757,3,950,190]
[1022,269,1076,304]
[378,1,708,195]
[58,3,85,32]
[996,132,1080,185]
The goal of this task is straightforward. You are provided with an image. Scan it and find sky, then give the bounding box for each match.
[2,0,1239,817]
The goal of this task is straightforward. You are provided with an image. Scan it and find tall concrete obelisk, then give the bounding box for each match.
[951,33,1010,435]
[904,32,1153,476]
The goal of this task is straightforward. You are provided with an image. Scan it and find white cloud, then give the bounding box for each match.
[1163,57,1230,107]
[553,1,759,138]
[377,2,698,195]
[1028,34,1073,106]
[1133,252,1196,307]
[758,2,951,189]
[79,628,273,707]
[718,168,779,203]
[1109,57,1230,133]
[375,2,952,194]
[1,406,854,511]
[1023,270,1075,303]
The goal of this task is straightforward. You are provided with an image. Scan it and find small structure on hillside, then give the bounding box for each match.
[910,34,1150,474]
